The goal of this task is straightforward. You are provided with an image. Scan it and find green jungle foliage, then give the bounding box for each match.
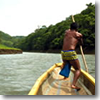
[0,31,25,50]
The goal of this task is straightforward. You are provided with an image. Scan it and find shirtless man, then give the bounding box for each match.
[61,22,83,90]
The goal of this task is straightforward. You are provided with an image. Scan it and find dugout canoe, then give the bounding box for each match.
[28,63,95,95]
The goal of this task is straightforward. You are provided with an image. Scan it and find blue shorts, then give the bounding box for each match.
[59,62,71,78]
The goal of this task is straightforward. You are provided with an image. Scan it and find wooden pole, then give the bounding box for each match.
[71,15,88,73]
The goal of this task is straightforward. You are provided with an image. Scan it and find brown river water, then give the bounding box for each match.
[0,52,95,95]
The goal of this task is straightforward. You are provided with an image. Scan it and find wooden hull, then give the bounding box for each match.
[28,63,95,95]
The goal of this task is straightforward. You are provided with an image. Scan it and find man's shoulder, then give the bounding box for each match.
[75,32,83,37]
[65,29,70,35]
[65,29,70,33]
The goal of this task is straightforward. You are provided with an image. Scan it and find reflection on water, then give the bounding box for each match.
[0,52,95,95]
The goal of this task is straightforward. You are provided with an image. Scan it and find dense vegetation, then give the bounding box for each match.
[0,31,13,47]
[0,3,95,53]
[0,31,25,50]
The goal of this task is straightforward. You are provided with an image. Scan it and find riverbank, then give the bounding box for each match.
[0,49,22,54]
[26,48,95,54]
[0,44,22,54]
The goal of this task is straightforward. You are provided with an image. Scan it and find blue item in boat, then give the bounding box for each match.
[59,62,71,77]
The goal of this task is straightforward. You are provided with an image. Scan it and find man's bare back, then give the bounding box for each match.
[62,29,83,50]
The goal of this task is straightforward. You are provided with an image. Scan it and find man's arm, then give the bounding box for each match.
[79,37,83,45]
[76,32,83,45]
[78,33,83,45]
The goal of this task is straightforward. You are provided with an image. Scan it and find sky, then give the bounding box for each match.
[0,0,95,36]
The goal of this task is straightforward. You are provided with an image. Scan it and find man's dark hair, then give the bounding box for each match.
[70,22,78,31]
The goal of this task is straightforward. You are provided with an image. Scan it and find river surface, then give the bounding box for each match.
[0,52,95,95]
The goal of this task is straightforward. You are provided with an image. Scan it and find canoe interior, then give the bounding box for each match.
[37,66,95,95]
